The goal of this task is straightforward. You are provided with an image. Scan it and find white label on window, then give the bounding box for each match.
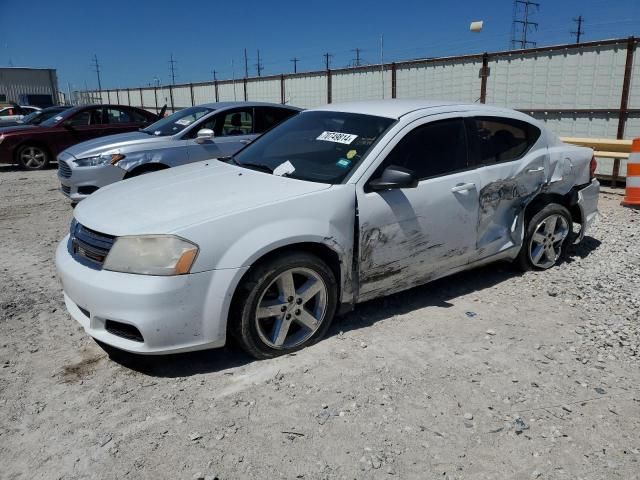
[175,118,193,126]
[273,160,295,177]
[316,131,358,145]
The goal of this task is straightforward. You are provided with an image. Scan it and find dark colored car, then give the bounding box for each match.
[0,106,72,128]
[0,105,158,170]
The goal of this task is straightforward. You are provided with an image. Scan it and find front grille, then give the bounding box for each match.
[105,320,144,342]
[60,184,71,195]
[58,160,72,178]
[70,221,115,268]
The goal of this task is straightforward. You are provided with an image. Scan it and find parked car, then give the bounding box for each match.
[56,100,599,359]
[57,102,301,202]
[0,105,71,128]
[0,105,41,124]
[0,104,158,170]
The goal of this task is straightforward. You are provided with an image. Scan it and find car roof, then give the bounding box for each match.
[309,99,524,120]
[195,101,301,111]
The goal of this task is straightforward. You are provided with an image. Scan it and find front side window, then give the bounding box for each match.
[142,106,214,136]
[254,107,297,133]
[0,108,13,117]
[106,108,133,124]
[234,111,395,184]
[220,109,253,136]
[374,118,468,181]
[470,117,541,165]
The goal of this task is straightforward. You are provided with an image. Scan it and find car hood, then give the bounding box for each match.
[74,160,332,236]
[63,131,167,159]
[0,125,39,134]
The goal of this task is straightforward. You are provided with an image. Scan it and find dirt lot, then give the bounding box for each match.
[1,166,639,480]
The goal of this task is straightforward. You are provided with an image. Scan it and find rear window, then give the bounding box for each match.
[470,117,541,165]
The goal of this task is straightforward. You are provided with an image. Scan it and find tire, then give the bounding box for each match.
[516,203,573,271]
[17,144,49,170]
[230,251,338,359]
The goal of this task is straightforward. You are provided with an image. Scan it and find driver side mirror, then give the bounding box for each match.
[195,128,214,144]
[62,120,74,129]
[368,165,418,191]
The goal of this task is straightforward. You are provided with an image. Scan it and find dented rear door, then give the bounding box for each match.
[466,116,548,261]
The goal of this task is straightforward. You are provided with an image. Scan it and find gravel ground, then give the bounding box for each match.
[1,166,639,480]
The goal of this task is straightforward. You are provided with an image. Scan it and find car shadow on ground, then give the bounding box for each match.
[106,236,602,378]
[0,163,58,173]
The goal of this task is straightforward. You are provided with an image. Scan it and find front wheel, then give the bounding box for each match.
[17,145,49,170]
[516,203,572,271]
[230,252,338,359]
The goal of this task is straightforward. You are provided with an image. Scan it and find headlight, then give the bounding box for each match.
[103,235,199,276]
[74,153,125,167]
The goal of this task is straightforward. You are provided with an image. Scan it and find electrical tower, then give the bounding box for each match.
[351,48,362,67]
[323,52,333,70]
[255,50,263,76]
[510,0,540,49]
[290,57,299,73]
[571,15,585,44]
[169,54,177,84]
[91,54,102,91]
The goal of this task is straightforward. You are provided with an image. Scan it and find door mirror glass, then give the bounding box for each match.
[368,165,418,191]
[195,128,214,144]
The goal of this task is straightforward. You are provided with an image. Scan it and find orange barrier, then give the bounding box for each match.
[622,138,640,207]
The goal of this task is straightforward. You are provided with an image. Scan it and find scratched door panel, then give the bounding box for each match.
[357,169,480,301]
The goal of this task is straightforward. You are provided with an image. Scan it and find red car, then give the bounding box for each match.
[0,104,158,170]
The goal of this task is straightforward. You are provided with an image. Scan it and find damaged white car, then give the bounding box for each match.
[55,100,599,359]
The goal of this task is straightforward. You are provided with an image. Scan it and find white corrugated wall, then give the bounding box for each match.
[246,78,281,103]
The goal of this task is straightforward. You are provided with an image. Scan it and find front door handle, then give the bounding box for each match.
[451,182,476,193]
[526,166,545,174]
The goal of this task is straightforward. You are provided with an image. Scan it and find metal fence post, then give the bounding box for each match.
[243,78,248,101]
[214,80,219,102]
[127,88,131,106]
[107,90,111,103]
[613,36,636,187]
[139,88,144,108]
[115,90,120,104]
[480,52,490,104]
[280,74,285,104]
[169,85,175,112]
[190,83,195,106]
[327,70,332,104]
[154,86,158,112]
[391,63,397,99]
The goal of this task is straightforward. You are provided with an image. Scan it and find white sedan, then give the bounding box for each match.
[55,100,599,359]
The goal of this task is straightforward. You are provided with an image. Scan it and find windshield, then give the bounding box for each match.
[20,108,64,125]
[233,111,395,184]
[39,108,77,127]
[19,110,42,124]
[141,106,213,136]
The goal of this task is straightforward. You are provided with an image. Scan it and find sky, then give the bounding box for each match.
[1,0,639,91]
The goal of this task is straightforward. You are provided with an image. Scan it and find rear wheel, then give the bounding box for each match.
[17,145,49,170]
[230,252,338,359]
[516,203,572,271]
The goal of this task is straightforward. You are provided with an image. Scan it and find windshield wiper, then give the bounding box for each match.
[221,156,273,174]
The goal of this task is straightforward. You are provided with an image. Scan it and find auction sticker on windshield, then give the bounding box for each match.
[316,131,358,145]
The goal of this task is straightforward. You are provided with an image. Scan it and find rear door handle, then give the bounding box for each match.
[526,166,544,174]
[451,182,476,193]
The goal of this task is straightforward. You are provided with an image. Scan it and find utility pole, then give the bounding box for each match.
[212,70,218,82]
[351,48,362,67]
[169,54,177,84]
[91,54,102,92]
[571,15,585,44]
[323,52,333,70]
[510,0,540,49]
[255,49,263,76]
[290,57,299,73]
[243,48,249,77]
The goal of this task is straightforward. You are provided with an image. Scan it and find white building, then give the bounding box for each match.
[0,67,59,106]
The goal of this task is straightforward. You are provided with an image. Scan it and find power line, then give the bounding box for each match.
[290,57,299,73]
[169,53,177,85]
[511,0,540,49]
[323,52,333,70]
[571,15,585,44]
[91,54,102,91]
[255,49,263,76]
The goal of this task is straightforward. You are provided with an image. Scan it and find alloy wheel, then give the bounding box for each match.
[528,214,569,269]
[20,147,47,169]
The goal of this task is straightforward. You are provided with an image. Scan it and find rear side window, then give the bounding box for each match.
[378,118,468,181]
[106,108,133,124]
[254,107,297,133]
[127,108,150,124]
[470,117,541,165]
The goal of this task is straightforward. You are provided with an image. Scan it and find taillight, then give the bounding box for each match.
[589,155,597,181]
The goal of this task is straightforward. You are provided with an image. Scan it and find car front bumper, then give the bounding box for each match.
[58,159,126,201]
[55,235,247,354]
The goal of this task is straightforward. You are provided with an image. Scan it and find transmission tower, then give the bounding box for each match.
[290,57,299,73]
[571,15,585,44]
[169,54,177,84]
[323,52,333,70]
[510,0,540,49]
[91,54,102,91]
[351,48,362,67]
